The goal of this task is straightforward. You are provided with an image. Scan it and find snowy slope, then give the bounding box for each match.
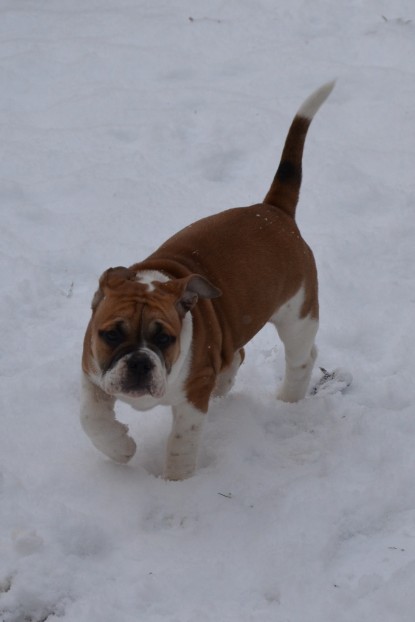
[1,1,415,620]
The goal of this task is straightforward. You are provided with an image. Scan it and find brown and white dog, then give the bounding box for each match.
[81,81,335,480]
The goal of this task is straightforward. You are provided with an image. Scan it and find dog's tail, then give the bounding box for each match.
[263,80,335,218]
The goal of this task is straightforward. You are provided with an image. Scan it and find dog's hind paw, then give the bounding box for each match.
[310,367,353,397]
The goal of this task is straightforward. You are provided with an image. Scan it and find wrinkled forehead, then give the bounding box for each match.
[94,280,181,331]
[141,300,182,333]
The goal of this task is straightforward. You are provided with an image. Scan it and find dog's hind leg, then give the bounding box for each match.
[213,348,245,398]
[271,290,318,403]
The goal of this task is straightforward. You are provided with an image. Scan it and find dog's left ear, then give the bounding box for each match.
[167,275,221,316]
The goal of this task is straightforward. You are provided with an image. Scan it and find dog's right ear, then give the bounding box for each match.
[91,266,136,311]
[164,274,222,317]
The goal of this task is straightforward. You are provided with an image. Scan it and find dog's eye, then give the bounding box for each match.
[99,328,124,346]
[153,331,176,350]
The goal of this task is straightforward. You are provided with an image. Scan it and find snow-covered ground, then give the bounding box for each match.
[1,1,415,620]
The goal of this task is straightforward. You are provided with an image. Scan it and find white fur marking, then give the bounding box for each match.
[165,312,193,395]
[297,80,335,121]
[272,288,318,402]
[135,269,169,291]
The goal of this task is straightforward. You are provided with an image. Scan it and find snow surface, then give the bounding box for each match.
[1,1,415,620]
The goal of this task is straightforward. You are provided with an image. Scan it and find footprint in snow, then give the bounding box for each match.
[310,367,353,397]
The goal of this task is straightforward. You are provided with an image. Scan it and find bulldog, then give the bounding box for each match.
[81,81,335,480]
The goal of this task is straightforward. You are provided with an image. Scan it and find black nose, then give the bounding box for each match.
[126,352,154,376]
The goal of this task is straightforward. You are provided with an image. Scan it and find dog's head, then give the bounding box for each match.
[82,267,220,402]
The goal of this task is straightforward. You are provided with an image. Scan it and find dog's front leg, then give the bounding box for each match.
[164,403,205,481]
[80,374,137,463]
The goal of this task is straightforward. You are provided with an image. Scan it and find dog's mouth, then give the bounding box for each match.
[118,381,165,399]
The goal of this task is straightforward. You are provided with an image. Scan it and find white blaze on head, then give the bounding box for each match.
[135,270,169,292]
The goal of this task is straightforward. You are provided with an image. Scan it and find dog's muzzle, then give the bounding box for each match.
[99,346,167,399]
[122,351,154,390]
[119,349,166,398]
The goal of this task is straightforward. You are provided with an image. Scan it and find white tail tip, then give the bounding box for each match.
[297,80,336,121]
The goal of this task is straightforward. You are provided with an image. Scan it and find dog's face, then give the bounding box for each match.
[83,267,220,401]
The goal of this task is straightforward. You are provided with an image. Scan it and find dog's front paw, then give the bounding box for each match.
[163,468,194,482]
[105,434,137,464]
[163,459,196,481]
[277,385,305,403]
[89,421,137,464]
